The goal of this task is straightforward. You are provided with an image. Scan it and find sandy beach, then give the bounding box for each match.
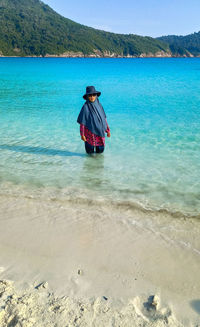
[0,183,200,326]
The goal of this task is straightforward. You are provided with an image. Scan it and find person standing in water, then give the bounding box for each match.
[77,86,111,154]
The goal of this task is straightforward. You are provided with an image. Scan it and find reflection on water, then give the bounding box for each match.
[80,154,105,190]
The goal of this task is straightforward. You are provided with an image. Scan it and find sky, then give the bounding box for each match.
[43,0,200,38]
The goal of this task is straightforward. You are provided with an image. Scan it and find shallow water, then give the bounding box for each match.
[0,58,200,216]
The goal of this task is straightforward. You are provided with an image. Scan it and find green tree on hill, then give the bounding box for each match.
[0,0,170,57]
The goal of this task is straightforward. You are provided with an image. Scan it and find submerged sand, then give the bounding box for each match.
[0,183,200,326]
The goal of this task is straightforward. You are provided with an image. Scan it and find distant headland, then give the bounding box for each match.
[0,0,199,58]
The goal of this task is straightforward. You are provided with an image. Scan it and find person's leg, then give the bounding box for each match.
[85,142,95,154]
[96,145,104,153]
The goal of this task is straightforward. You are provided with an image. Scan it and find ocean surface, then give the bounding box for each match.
[0,58,200,217]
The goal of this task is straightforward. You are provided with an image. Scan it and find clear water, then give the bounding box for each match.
[0,58,200,216]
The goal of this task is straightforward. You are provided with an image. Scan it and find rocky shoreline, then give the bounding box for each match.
[0,50,197,58]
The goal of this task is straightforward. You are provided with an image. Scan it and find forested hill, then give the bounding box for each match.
[158,32,200,57]
[0,0,171,57]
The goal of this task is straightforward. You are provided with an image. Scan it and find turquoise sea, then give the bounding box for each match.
[0,58,200,217]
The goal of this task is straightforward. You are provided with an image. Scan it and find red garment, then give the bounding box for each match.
[80,120,110,146]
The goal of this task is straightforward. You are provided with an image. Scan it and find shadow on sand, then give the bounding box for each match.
[190,300,200,315]
[0,144,85,158]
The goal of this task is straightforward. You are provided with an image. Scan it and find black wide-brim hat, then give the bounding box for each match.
[83,86,101,100]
